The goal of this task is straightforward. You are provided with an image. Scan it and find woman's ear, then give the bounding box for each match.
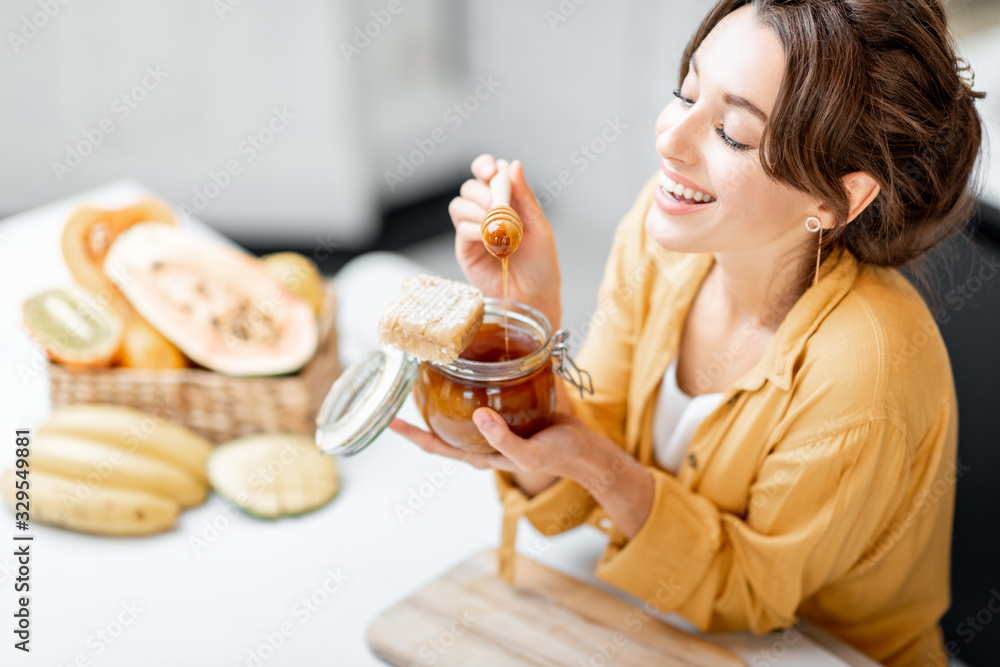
[841,171,880,224]
[811,171,880,231]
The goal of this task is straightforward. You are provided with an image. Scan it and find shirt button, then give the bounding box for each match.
[598,518,614,530]
[688,453,698,468]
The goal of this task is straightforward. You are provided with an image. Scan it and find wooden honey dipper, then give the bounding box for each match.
[480,159,523,259]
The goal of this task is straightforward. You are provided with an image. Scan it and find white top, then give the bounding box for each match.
[653,356,726,473]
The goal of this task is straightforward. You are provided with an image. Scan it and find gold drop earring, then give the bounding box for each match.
[805,216,822,287]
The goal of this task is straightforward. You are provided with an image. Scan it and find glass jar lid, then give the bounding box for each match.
[314,346,418,457]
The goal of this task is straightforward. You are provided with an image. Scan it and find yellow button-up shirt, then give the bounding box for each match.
[496,175,957,666]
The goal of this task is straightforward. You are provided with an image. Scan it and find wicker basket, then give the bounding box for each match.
[48,279,342,444]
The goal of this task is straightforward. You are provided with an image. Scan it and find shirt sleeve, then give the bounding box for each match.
[493,177,656,533]
[594,418,913,634]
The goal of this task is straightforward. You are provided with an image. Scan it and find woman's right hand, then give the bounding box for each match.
[449,154,562,330]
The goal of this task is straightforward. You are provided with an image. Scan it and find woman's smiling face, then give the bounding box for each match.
[645,5,820,255]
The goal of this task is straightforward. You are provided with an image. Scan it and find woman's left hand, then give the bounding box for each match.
[388,406,656,537]
[389,408,590,478]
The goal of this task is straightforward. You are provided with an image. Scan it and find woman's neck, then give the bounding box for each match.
[708,246,811,332]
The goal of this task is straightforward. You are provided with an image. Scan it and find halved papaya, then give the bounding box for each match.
[62,197,175,297]
[104,223,318,376]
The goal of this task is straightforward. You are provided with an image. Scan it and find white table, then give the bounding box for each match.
[0,182,877,666]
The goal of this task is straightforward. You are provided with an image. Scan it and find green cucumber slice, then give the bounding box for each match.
[207,433,339,519]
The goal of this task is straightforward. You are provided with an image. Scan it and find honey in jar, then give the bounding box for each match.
[414,320,555,454]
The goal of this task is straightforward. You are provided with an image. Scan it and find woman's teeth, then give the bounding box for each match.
[659,173,714,204]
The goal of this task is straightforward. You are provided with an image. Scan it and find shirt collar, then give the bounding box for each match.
[733,246,860,392]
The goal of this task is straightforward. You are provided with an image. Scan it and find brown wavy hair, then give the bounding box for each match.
[683,0,985,295]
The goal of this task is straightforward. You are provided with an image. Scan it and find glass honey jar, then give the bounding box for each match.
[315,299,592,456]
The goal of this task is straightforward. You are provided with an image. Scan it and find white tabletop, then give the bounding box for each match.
[0,182,876,666]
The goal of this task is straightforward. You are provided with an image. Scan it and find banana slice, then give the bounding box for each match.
[38,404,211,483]
[31,433,207,508]
[207,433,339,519]
[1,468,179,537]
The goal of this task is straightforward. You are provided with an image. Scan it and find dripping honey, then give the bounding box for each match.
[481,220,520,357]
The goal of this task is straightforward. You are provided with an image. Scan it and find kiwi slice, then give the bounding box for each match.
[22,285,123,367]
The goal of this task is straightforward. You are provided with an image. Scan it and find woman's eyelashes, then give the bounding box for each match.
[715,127,751,152]
[671,89,753,153]
[672,88,694,106]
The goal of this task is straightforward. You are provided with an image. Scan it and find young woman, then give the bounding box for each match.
[390,0,983,664]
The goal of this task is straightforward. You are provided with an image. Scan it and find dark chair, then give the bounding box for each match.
[905,202,1000,666]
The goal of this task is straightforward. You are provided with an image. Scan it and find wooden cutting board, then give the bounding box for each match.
[367,550,744,666]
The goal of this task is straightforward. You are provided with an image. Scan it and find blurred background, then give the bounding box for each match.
[2,0,999,326]
[2,0,1000,665]
[2,0,999,331]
